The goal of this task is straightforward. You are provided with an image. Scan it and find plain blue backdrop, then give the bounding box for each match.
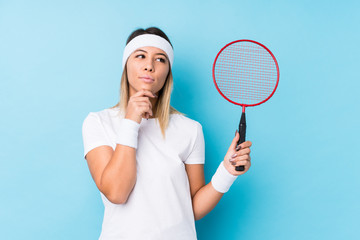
[1,0,359,239]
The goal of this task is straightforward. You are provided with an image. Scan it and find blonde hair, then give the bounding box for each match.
[110,66,184,138]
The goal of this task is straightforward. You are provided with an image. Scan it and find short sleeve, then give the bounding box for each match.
[82,113,112,159]
[184,122,205,164]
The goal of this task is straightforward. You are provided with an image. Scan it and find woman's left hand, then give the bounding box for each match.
[223,131,252,176]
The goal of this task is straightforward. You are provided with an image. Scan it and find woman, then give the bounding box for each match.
[82,27,252,240]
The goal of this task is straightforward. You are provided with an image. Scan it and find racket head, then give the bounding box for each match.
[212,39,280,107]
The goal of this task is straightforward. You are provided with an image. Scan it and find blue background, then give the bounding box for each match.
[1,0,359,239]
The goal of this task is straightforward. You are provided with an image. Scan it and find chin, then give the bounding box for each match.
[134,86,156,95]
[138,85,153,91]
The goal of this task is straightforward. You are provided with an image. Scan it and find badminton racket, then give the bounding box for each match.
[212,39,280,171]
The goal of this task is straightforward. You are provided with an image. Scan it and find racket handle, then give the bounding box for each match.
[236,112,246,171]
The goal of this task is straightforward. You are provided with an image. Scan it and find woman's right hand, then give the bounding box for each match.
[125,89,157,123]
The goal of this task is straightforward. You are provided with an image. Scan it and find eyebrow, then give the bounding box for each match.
[134,49,168,59]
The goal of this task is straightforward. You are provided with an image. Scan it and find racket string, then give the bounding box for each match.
[214,41,278,105]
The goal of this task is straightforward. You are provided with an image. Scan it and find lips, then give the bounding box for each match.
[140,75,155,83]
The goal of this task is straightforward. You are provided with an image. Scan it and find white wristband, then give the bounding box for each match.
[211,161,238,193]
[116,118,140,149]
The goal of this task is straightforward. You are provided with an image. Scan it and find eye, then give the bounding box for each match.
[135,54,145,59]
[156,57,166,63]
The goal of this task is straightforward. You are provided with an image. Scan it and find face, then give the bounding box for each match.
[126,46,170,96]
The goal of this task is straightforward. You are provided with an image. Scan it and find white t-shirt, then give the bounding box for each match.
[82,106,205,240]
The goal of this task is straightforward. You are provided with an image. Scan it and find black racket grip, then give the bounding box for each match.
[236,112,246,171]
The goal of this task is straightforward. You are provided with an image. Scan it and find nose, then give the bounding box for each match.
[144,59,154,72]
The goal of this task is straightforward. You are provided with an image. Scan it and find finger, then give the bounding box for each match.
[132,96,152,102]
[235,147,251,156]
[131,97,152,109]
[229,155,250,165]
[133,89,157,98]
[229,130,240,150]
[238,141,252,150]
[135,104,153,116]
[230,154,250,162]
[136,102,152,109]
[141,110,153,119]
[140,105,153,116]
[231,160,250,167]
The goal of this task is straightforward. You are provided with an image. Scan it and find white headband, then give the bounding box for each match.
[122,34,174,69]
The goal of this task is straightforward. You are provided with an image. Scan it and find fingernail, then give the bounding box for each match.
[154,93,158,98]
[231,161,236,166]
[231,153,237,158]
[235,145,241,151]
[235,130,238,136]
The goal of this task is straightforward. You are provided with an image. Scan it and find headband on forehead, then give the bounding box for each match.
[122,34,174,69]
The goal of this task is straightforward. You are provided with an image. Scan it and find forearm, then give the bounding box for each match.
[192,182,224,220]
[192,161,239,220]
[100,144,137,204]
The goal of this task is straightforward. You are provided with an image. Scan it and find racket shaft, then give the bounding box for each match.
[236,112,246,171]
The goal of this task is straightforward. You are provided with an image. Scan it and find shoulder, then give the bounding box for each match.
[171,113,201,125]
[170,113,203,133]
[83,107,123,124]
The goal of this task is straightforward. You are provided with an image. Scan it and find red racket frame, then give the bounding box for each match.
[212,39,280,112]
